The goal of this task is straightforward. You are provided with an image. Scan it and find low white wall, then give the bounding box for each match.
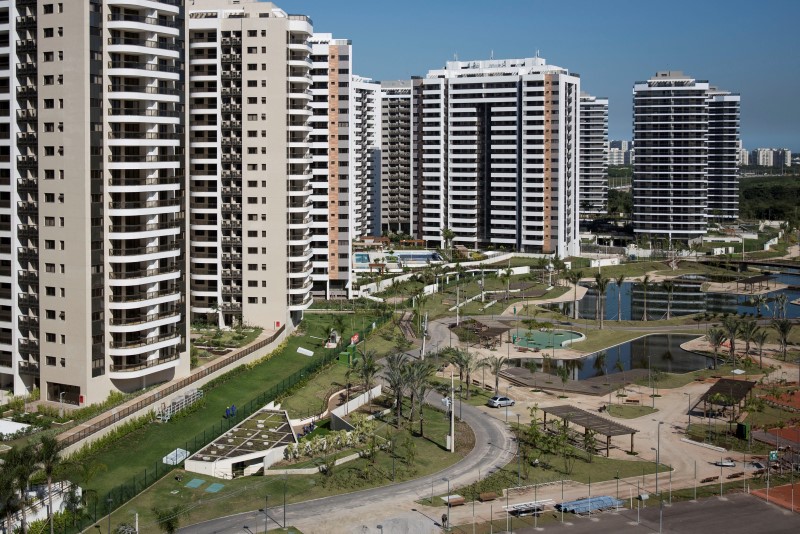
[331,385,382,418]
[590,257,620,268]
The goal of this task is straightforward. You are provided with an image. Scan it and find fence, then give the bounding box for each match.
[58,325,286,449]
[62,312,392,533]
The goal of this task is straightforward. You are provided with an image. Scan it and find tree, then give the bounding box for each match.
[583,429,598,463]
[406,360,435,436]
[565,270,583,320]
[739,319,759,361]
[8,444,38,533]
[771,319,793,361]
[0,461,20,534]
[753,329,769,369]
[706,328,727,370]
[593,273,610,330]
[721,315,741,366]
[357,349,380,409]
[776,293,789,320]
[383,353,408,422]
[753,294,769,318]
[501,267,513,300]
[152,505,187,534]
[557,366,569,398]
[486,356,509,394]
[640,274,651,321]
[38,435,66,534]
[441,227,455,259]
[615,274,626,322]
[446,349,486,400]
[614,359,626,395]
[593,351,608,381]
[661,280,675,320]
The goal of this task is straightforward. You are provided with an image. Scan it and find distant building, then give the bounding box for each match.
[411,56,580,256]
[608,140,633,165]
[579,93,609,216]
[632,71,740,240]
[750,148,792,168]
[379,80,413,234]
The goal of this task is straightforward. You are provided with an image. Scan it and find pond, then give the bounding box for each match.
[511,333,711,381]
[547,273,800,321]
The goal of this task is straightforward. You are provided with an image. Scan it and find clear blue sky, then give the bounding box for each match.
[276,0,800,151]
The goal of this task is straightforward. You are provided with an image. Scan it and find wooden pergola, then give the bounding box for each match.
[540,405,639,457]
[735,274,776,293]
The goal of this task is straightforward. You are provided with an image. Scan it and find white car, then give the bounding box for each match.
[487,396,515,408]
[714,459,736,467]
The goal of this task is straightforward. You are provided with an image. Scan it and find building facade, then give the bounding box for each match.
[579,93,608,217]
[632,71,739,241]
[379,80,412,235]
[187,0,313,330]
[411,57,580,257]
[2,0,190,403]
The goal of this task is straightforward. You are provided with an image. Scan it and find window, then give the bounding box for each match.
[46,333,56,343]
[45,286,56,296]
[46,356,56,366]
[44,193,55,203]
[45,310,56,319]
[44,146,54,156]
[44,217,55,226]
[44,123,54,132]
[43,52,54,62]
[43,75,54,85]
[247,280,257,287]
[247,264,257,271]
[43,4,54,14]
[247,63,257,71]
[45,240,55,249]
[248,297,257,303]
[45,263,55,273]
[44,99,54,109]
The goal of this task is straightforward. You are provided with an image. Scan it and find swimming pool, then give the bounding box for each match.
[353,253,370,264]
[395,251,443,264]
[512,328,583,349]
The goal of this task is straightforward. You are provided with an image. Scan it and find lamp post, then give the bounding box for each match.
[107,498,113,534]
[258,495,268,533]
[516,414,521,487]
[443,477,451,531]
[654,420,664,495]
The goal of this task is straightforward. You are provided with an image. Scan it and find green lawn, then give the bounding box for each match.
[191,326,263,349]
[278,361,349,419]
[64,312,388,502]
[632,362,769,390]
[606,405,658,419]
[106,404,473,533]
[566,329,645,353]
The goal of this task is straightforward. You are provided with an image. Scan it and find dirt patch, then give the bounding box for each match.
[752,482,800,512]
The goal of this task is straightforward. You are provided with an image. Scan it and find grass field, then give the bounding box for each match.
[607,405,658,419]
[65,312,388,502]
[107,404,474,533]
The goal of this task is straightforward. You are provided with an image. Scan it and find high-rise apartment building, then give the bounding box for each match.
[379,80,413,235]
[579,93,609,217]
[187,1,313,328]
[412,57,580,256]
[1,0,190,404]
[632,71,739,241]
[350,76,380,238]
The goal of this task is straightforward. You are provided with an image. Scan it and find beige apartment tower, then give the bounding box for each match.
[2,0,190,405]
[187,1,313,327]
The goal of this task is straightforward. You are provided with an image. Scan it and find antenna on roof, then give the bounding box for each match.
[490,49,494,60]
[454,53,458,61]
[535,49,540,58]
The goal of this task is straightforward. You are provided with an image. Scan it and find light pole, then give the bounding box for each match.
[258,495,268,533]
[654,420,663,495]
[443,477,451,531]
[107,498,113,534]
[516,414,521,487]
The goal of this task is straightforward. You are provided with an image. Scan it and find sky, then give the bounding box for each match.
[276,0,800,151]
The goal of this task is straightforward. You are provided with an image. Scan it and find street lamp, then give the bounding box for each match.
[443,477,451,531]
[107,498,113,534]
[258,494,269,533]
[654,420,664,495]
[516,413,521,487]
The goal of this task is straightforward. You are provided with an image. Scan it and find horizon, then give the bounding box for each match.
[275,0,800,152]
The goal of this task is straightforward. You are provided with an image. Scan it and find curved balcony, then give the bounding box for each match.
[288,291,313,312]
[108,197,182,216]
[109,310,181,333]
[107,243,182,264]
[106,13,181,37]
[108,266,181,287]
[109,353,181,379]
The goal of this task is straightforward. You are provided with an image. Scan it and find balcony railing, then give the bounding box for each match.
[110,353,179,372]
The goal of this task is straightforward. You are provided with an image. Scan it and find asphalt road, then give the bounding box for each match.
[181,393,515,534]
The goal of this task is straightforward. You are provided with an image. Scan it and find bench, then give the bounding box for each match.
[701,476,719,484]
[484,384,494,392]
[479,492,498,502]
[726,472,744,479]
[624,399,640,405]
[447,497,465,507]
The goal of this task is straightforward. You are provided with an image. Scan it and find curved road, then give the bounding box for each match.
[182,390,515,534]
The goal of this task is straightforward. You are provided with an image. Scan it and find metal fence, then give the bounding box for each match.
[61,312,392,533]
[59,325,286,449]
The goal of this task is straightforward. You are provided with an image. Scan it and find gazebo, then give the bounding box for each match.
[540,405,639,457]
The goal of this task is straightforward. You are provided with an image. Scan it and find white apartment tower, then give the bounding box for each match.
[187,1,313,327]
[2,0,190,403]
[632,71,740,240]
[379,80,412,234]
[579,93,609,216]
[412,57,580,256]
[350,76,380,238]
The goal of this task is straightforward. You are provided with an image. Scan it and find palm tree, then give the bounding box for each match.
[614,359,626,394]
[706,328,727,369]
[383,353,408,422]
[771,319,793,361]
[753,329,769,369]
[777,293,789,320]
[441,227,455,260]
[557,366,569,398]
[752,294,768,318]
[447,349,486,400]
[1,459,20,534]
[594,274,610,330]
[38,435,66,534]
[503,267,513,300]
[661,280,675,320]
[565,270,583,320]
[739,319,759,361]
[406,360,435,436]
[357,349,380,409]
[486,356,509,394]
[721,315,741,366]
[640,274,651,321]
[593,351,608,381]
[8,443,37,533]
[615,274,626,322]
